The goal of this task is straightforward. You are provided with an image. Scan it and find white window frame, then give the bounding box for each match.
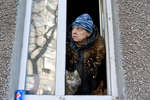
[18,0,118,99]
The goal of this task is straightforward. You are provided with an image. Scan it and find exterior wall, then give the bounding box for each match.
[0,0,16,100]
[0,0,150,100]
[118,0,150,100]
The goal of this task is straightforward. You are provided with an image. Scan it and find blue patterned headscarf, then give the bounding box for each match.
[72,13,94,34]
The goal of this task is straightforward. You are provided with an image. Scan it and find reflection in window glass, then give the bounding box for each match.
[25,0,58,95]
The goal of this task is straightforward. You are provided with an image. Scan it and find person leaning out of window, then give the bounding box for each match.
[66,13,106,95]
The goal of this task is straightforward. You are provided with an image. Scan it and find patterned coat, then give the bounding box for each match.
[66,26,106,94]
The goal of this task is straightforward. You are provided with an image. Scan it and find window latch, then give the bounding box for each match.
[113,96,119,100]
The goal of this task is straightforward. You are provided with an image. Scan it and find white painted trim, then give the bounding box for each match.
[65,95,112,100]
[106,0,119,97]
[55,0,66,96]
[103,0,112,95]
[18,0,33,89]
[99,0,103,37]
[25,95,58,100]
[24,95,112,100]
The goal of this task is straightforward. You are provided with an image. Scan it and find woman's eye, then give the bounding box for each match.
[77,27,82,30]
[76,27,79,30]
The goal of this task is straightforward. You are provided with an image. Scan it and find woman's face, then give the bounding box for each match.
[72,26,91,43]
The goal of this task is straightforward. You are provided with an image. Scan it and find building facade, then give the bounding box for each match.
[0,0,150,100]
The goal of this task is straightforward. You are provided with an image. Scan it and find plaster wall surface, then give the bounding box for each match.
[0,0,150,100]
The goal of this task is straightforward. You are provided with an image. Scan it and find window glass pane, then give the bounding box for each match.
[25,0,58,95]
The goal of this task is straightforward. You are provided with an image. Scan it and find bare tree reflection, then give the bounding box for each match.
[26,0,57,94]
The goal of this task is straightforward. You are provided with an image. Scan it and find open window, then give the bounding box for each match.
[17,0,118,99]
[65,0,107,95]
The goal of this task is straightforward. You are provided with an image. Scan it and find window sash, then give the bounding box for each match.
[18,0,118,99]
[24,95,112,100]
[55,0,66,95]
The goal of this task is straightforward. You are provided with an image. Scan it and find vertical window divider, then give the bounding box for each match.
[55,0,67,96]
[18,0,33,90]
[103,0,112,95]
[106,0,119,97]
